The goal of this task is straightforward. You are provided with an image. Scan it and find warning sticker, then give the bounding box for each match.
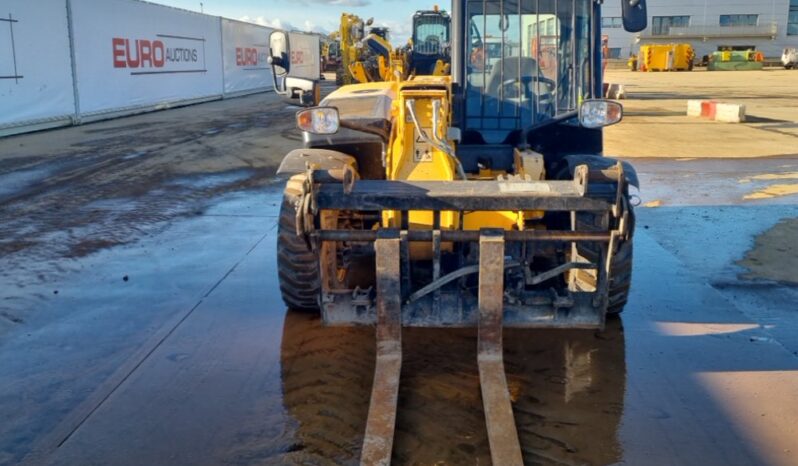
[413,131,433,162]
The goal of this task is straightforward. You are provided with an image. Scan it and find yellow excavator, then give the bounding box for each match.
[268,0,647,463]
[336,13,401,84]
[336,7,451,85]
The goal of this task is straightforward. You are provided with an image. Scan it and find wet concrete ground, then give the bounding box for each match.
[1,88,798,465]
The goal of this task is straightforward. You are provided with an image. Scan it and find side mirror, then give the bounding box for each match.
[621,0,647,33]
[268,31,290,76]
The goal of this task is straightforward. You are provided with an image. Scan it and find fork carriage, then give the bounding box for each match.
[293,160,632,330]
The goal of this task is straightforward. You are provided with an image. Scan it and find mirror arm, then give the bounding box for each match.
[270,69,288,96]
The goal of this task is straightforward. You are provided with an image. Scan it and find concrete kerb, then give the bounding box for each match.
[687,99,746,123]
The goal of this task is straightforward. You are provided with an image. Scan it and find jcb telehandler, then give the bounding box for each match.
[269,0,647,463]
[406,6,452,76]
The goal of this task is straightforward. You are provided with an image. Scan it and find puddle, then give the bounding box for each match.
[122,151,147,160]
[168,170,254,189]
[265,311,626,465]
[0,165,54,199]
[82,197,141,213]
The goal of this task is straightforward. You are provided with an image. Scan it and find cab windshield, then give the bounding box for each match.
[465,0,593,143]
[414,15,450,56]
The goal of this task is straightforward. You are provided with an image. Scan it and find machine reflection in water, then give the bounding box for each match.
[276,310,626,465]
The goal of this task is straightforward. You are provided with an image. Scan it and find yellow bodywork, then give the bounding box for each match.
[338,13,371,85]
[338,13,407,84]
[349,61,371,84]
[384,81,459,235]
[638,43,694,71]
[328,77,541,258]
[430,58,450,76]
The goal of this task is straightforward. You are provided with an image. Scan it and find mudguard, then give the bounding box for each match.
[562,154,639,188]
[276,148,358,176]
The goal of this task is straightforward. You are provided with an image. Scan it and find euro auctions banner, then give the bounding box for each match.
[221,19,274,95]
[0,0,75,129]
[70,0,223,116]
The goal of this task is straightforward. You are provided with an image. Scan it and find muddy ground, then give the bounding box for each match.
[0,91,305,336]
[1,74,798,466]
[739,218,798,284]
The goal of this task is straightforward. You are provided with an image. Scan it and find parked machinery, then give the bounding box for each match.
[351,26,403,82]
[708,49,764,71]
[321,33,341,73]
[336,8,453,85]
[406,6,451,76]
[336,13,366,85]
[636,43,694,71]
[335,13,401,84]
[269,0,647,463]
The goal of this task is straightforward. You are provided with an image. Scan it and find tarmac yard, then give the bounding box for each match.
[604,69,798,158]
[1,71,797,465]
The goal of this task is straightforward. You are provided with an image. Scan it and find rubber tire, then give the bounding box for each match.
[605,237,633,315]
[572,202,635,316]
[277,176,322,312]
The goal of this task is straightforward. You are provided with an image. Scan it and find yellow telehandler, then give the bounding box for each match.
[405,6,451,76]
[268,0,647,463]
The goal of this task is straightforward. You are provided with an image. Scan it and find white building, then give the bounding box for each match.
[601,0,798,59]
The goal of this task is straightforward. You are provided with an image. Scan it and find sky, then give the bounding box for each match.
[152,0,447,45]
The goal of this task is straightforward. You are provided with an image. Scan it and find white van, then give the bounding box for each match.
[783,48,798,69]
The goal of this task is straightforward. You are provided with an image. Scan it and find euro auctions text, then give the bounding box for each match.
[112,36,206,73]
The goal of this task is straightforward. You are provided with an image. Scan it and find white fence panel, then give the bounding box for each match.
[0,0,75,134]
[221,19,274,96]
[288,32,321,80]
[70,0,224,118]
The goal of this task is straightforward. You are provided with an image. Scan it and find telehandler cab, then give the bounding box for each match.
[407,7,452,76]
[269,0,647,463]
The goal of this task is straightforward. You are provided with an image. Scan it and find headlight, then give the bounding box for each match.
[579,99,623,129]
[296,107,340,134]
